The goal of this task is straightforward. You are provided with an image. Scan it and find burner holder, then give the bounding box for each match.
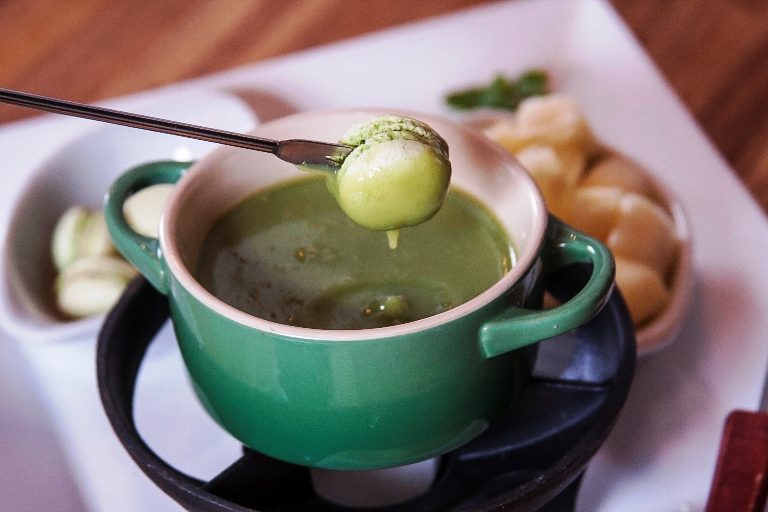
[97,264,635,511]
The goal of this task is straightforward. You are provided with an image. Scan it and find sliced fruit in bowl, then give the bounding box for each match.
[463,92,693,355]
[0,91,257,343]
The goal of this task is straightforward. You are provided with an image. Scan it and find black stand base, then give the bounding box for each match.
[97,264,635,512]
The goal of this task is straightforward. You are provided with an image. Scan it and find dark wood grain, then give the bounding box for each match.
[610,0,768,213]
[0,0,767,215]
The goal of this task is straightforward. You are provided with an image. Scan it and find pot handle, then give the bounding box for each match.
[479,214,615,359]
[104,160,192,295]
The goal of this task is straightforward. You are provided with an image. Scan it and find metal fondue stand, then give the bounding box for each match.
[97,264,635,512]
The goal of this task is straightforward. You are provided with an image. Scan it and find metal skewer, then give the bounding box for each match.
[0,87,352,172]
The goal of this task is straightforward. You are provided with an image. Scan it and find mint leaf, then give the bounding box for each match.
[515,70,548,98]
[445,70,549,111]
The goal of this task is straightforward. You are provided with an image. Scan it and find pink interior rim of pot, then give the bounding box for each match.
[161,109,547,340]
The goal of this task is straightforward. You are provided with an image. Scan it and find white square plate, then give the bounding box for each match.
[1,0,768,510]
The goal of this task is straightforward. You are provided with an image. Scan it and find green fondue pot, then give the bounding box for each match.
[105,109,614,470]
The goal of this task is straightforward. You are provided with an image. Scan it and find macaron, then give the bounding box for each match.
[327,115,452,233]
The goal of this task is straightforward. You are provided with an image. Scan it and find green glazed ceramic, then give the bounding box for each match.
[104,110,614,470]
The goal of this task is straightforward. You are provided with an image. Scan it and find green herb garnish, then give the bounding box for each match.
[445,70,549,111]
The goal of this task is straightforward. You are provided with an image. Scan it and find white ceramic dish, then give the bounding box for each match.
[1,0,768,511]
[0,91,257,343]
[631,165,693,355]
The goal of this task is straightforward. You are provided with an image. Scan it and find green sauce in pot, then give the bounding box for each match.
[196,176,514,330]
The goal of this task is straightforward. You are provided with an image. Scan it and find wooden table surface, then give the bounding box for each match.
[1,0,767,214]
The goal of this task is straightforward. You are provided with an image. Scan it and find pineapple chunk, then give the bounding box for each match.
[483,118,529,154]
[606,193,679,279]
[614,257,670,327]
[514,145,570,218]
[582,154,656,198]
[482,94,599,156]
[565,186,623,240]
[552,145,587,188]
[515,94,599,154]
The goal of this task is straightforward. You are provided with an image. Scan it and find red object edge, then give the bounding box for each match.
[705,410,768,512]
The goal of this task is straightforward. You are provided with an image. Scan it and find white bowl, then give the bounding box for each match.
[632,166,693,355]
[0,91,257,343]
